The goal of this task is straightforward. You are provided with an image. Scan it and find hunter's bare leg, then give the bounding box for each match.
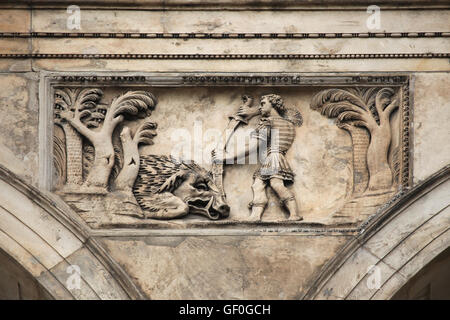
[269,178,303,221]
[249,178,267,221]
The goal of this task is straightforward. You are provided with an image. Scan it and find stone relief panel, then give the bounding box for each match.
[47,74,411,229]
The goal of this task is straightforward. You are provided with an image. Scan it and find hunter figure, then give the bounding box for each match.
[218,94,303,221]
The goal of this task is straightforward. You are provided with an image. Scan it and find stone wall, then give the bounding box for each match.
[0,1,448,299]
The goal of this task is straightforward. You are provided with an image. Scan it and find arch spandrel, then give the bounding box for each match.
[304,166,450,300]
[0,164,144,300]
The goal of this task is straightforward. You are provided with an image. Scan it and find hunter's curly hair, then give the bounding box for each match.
[262,94,286,116]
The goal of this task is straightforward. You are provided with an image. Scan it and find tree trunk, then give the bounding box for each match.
[367,125,393,191]
[115,127,140,191]
[62,123,83,185]
[85,138,115,188]
[345,126,370,194]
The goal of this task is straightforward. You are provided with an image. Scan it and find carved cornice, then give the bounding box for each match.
[4,0,450,10]
[1,53,449,60]
[50,73,409,85]
[1,32,449,39]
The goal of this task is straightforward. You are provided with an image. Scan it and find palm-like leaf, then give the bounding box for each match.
[79,110,92,119]
[111,91,157,118]
[375,88,395,112]
[362,87,378,105]
[310,88,378,129]
[54,89,76,123]
[311,88,368,112]
[89,111,106,120]
[54,88,103,127]
[134,121,158,146]
[54,89,74,110]
[320,101,365,118]
[75,88,103,110]
[337,110,365,122]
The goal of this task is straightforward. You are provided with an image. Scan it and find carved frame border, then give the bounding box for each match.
[4,53,449,60]
[4,0,450,10]
[1,31,449,39]
[39,71,413,235]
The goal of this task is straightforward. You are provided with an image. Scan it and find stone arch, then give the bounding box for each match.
[0,165,144,300]
[391,247,450,299]
[304,165,450,300]
[0,247,54,299]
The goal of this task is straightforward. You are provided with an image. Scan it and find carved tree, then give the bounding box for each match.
[57,90,157,189]
[54,88,105,185]
[114,121,158,191]
[339,125,370,194]
[311,87,399,191]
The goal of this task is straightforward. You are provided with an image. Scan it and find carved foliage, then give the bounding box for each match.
[53,88,158,192]
[54,88,104,185]
[311,87,399,192]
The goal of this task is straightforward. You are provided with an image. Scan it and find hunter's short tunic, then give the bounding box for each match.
[250,116,296,182]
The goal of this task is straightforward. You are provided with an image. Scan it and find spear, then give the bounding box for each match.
[212,95,254,197]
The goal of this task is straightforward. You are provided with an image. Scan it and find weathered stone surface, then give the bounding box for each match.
[306,169,450,300]
[33,59,450,73]
[413,73,450,184]
[0,59,32,72]
[0,205,66,269]
[315,246,380,299]
[345,259,399,300]
[392,246,450,300]
[370,272,406,300]
[31,9,450,34]
[382,207,449,271]
[0,39,30,53]
[100,235,350,299]
[47,258,100,300]
[0,179,84,258]
[32,38,449,56]
[36,270,75,300]
[65,247,129,299]
[362,178,450,259]
[396,229,450,280]
[0,73,39,185]
[0,229,48,278]
[0,9,30,32]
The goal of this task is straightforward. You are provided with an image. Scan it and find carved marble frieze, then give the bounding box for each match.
[43,73,412,230]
